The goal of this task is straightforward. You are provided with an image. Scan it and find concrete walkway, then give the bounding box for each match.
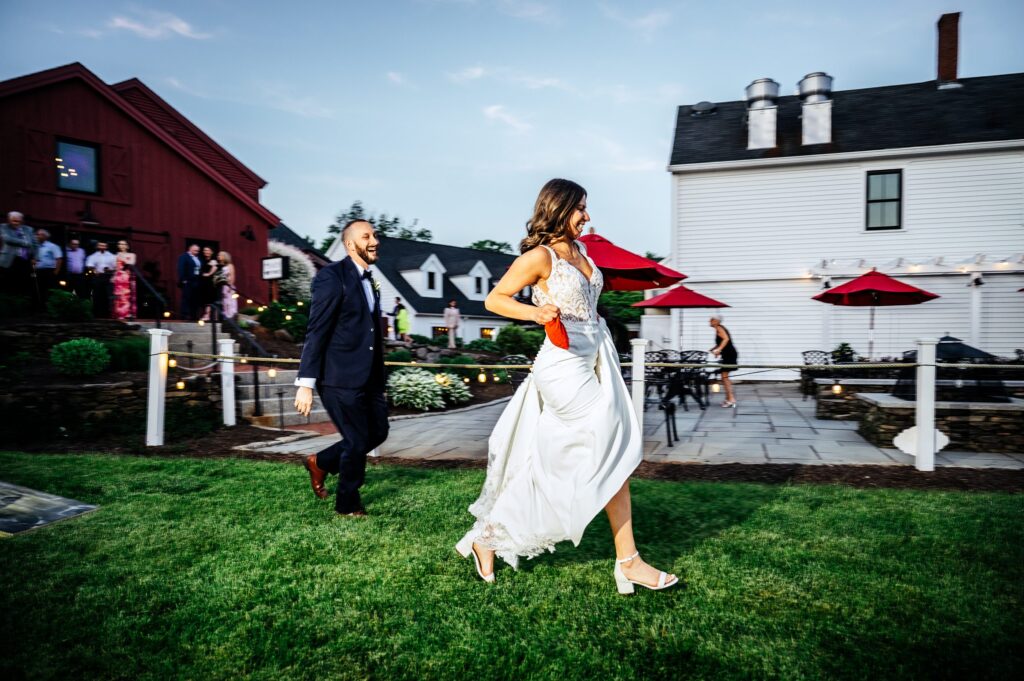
[241,384,1024,469]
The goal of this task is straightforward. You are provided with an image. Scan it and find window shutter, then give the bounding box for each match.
[107,144,132,202]
[24,129,52,192]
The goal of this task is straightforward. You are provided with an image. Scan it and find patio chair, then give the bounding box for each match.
[498,355,531,390]
[801,350,833,397]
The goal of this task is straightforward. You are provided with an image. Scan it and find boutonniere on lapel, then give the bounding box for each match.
[371,279,381,294]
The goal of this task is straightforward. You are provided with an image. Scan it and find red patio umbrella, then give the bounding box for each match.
[812,268,939,359]
[632,285,729,309]
[578,231,686,291]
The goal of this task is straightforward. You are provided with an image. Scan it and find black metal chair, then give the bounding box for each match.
[498,355,531,390]
[801,350,833,397]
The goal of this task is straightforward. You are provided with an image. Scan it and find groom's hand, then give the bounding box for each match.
[294,386,313,417]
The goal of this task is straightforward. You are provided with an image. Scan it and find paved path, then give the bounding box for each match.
[243,384,1024,469]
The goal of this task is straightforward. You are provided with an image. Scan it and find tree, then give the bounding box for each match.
[644,251,663,262]
[598,290,644,324]
[469,239,514,254]
[320,200,432,252]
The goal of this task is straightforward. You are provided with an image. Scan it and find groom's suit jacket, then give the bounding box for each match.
[298,256,383,389]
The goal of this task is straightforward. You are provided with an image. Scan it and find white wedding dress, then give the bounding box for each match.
[459,242,643,569]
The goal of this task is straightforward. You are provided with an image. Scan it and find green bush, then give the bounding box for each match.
[495,325,545,357]
[465,339,500,353]
[431,334,463,347]
[386,349,413,364]
[258,303,287,331]
[240,306,260,316]
[435,372,472,405]
[50,338,110,376]
[0,293,31,319]
[282,313,309,342]
[101,336,150,372]
[47,290,93,322]
[387,368,445,411]
[408,334,433,346]
[436,354,477,379]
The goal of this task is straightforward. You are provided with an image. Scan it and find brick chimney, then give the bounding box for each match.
[937,12,960,86]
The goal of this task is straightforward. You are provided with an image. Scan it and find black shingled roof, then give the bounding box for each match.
[374,236,516,317]
[670,73,1024,166]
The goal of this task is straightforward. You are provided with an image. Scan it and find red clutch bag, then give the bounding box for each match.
[545,317,570,350]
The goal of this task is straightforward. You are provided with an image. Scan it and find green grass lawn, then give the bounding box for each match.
[1,452,1021,681]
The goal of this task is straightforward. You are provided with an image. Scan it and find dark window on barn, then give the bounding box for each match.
[56,140,100,194]
[866,170,902,230]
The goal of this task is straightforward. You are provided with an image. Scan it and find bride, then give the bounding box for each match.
[456,179,678,595]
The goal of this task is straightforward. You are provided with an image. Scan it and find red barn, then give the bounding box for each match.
[0,62,279,314]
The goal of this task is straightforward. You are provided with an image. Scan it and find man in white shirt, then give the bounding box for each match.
[85,241,117,317]
[34,229,63,302]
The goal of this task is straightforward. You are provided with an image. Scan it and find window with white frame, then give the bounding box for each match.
[866,170,902,230]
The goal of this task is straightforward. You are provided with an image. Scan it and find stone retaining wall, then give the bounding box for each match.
[815,378,1024,420]
[0,320,145,359]
[857,394,1024,453]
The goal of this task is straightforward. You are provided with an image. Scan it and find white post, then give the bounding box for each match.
[630,338,649,431]
[146,328,172,446]
[218,338,237,427]
[914,338,938,472]
[969,281,982,348]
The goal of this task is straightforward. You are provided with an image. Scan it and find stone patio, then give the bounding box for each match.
[241,383,1024,469]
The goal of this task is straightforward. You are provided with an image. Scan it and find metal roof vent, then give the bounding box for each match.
[690,101,717,118]
[745,78,779,109]
[798,72,833,103]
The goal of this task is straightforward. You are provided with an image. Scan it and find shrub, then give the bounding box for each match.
[101,336,150,372]
[47,290,93,321]
[495,325,545,357]
[431,334,463,347]
[240,306,260,316]
[832,343,856,363]
[257,302,287,330]
[387,368,445,411]
[268,240,317,303]
[386,349,413,364]
[50,338,110,376]
[282,313,309,342]
[0,293,31,319]
[434,372,472,405]
[465,339,500,353]
[436,354,477,379]
[409,334,433,346]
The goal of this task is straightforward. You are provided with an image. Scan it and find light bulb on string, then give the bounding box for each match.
[176,380,185,390]
[477,369,487,383]
[267,367,277,379]
[197,319,205,327]
[168,356,177,368]
[163,311,171,318]
[831,381,843,395]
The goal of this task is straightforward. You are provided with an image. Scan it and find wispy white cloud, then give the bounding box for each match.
[256,82,334,119]
[449,65,570,91]
[108,10,211,39]
[496,0,558,24]
[387,71,407,85]
[483,105,531,133]
[579,129,662,173]
[600,3,671,41]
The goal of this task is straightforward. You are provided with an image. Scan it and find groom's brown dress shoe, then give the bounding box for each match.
[303,454,329,499]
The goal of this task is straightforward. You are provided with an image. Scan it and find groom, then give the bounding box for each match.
[294,220,388,516]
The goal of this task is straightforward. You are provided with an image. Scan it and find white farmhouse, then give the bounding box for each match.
[325,234,521,342]
[647,13,1024,379]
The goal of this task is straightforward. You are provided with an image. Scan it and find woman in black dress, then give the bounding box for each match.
[198,246,218,321]
[709,314,738,407]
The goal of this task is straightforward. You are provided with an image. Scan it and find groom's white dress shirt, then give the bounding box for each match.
[295,262,376,389]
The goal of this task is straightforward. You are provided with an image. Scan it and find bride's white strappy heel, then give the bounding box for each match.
[614,552,678,595]
[456,536,495,583]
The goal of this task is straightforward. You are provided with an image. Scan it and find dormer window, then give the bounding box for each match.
[427,271,437,290]
[475,277,483,294]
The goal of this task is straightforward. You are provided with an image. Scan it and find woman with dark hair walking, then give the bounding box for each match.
[455,179,678,594]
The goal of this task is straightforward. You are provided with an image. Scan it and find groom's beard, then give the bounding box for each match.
[354,244,378,265]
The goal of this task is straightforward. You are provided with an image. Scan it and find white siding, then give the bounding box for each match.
[663,148,1024,372]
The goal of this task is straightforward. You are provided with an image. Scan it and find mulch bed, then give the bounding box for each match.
[18,424,1024,493]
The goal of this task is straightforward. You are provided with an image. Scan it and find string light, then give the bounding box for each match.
[246,298,253,304]
[59,280,67,287]
[197,319,205,326]
[492,373,500,382]
[831,380,843,395]
[296,301,304,306]
[240,357,248,364]
[232,293,239,299]
[267,368,277,378]
[168,356,177,368]
[711,382,721,393]
[463,377,470,383]
[176,380,185,390]
[477,369,487,383]
[163,311,171,318]
[285,315,292,321]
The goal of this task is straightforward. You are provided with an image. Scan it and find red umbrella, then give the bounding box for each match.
[812,268,939,358]
[632,285,729,309]
[579,232,686,291]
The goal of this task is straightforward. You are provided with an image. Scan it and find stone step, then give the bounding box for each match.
[236,382,306,400]
[237,393,314,413]
[235,368,300,384]
[248,408,332,427]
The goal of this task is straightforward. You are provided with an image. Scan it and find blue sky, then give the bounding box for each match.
[2,0,1023,255]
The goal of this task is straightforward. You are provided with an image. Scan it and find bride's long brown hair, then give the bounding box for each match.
[519,178,587,254]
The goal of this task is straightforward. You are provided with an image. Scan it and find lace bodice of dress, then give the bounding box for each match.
[531,242,603,322]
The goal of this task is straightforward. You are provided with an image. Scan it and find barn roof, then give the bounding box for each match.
[669,73,1024,167]
[0,62,279,226]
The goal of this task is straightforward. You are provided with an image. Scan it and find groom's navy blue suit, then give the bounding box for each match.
[297,256,388,513]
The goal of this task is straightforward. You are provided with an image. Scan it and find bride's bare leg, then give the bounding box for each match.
[604,480,676,586]
[474,543,495,577]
